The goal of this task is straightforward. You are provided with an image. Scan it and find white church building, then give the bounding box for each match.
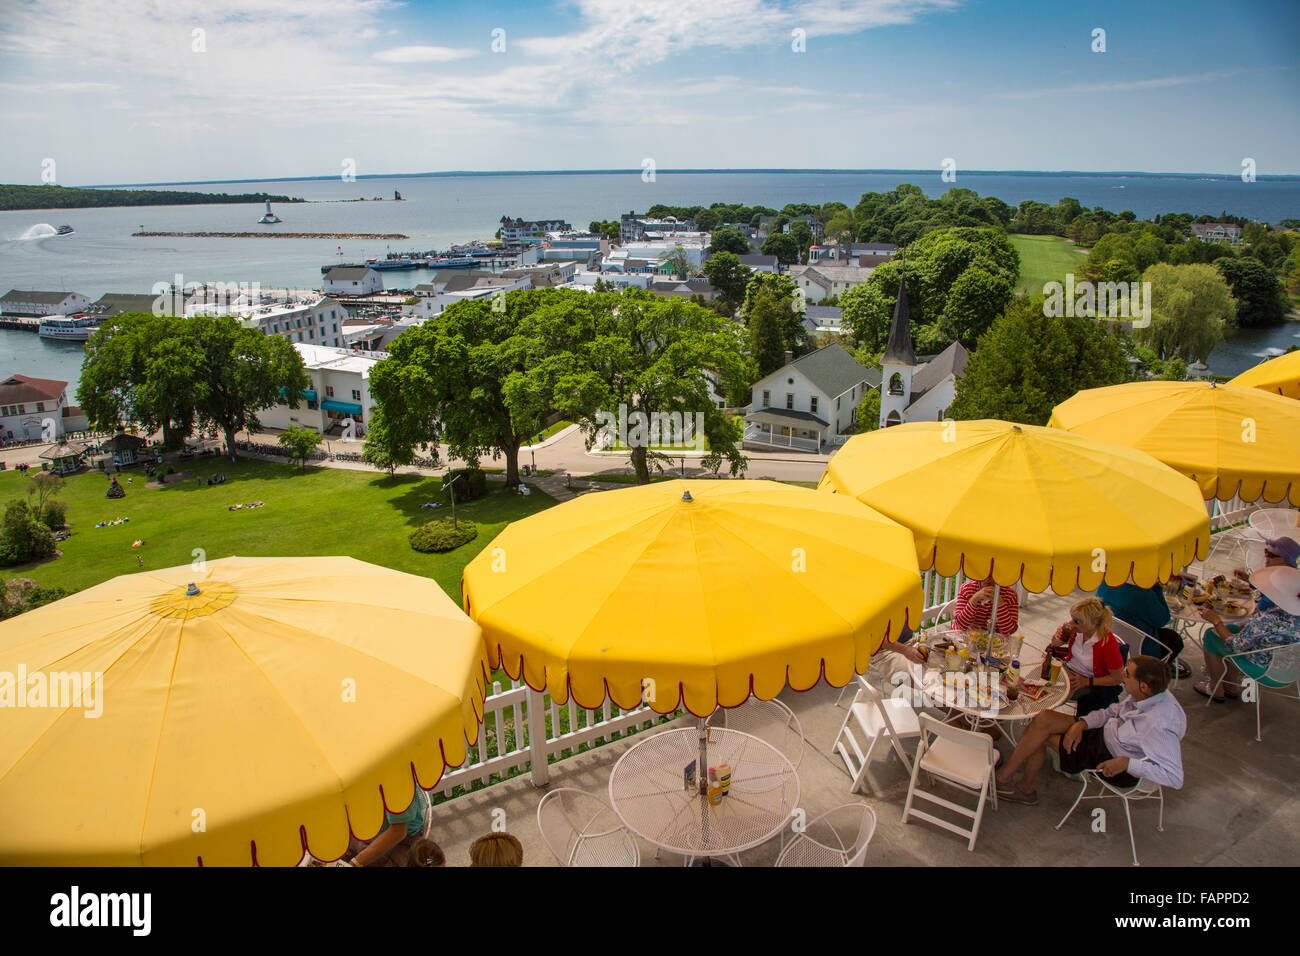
[878,276,970,428]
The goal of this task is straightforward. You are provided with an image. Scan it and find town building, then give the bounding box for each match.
[783,216,824,241]
[499,216,572,244]
[87,292,177,318]
[619,214,696,242]
[648,280,718,300]
[259,343,383,436]
[787,263,878,303]
[802,305,844,334]
[1191,222,1242,245]
[323,266,383,296]
[0,290,91,317]
[187,294,346,348]
[878,276,969,427]
[809,242,898,264]
[541,232,609,260]
[737,254,780,274]
[0,374,86,441]
[743,344,876,452]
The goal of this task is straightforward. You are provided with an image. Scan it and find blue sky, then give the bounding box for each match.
[0,0,1296,184]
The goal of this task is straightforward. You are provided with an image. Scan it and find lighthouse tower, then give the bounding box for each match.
[878,272,916,429]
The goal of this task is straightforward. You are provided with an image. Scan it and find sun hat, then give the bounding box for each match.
[1250,565,1300,616]
[1264,536,1300,568]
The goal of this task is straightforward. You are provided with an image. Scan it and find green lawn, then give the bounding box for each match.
[1009,234,1088,295]
[0,460,556,602]
[533,419,573,442]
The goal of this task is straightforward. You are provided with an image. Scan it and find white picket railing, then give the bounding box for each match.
[1209,494,1255,531]
[742,423,821,452]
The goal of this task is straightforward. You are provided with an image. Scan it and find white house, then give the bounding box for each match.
[787,264,877,303]
[323,267,383,296]
[0,374,83,441]
[259,344,383,436]
[500,216,571,243]
[878,277,969,427]
[0,290,91,317]
[744,344,877,452]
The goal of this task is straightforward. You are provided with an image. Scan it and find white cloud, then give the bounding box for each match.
[360,27,379,40]
[993,71,1238,100]
[373,45,476,63]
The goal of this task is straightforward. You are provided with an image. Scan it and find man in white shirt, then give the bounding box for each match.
[994,655,1186,805]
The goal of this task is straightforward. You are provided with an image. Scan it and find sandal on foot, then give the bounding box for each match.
[1193,680,1226,703]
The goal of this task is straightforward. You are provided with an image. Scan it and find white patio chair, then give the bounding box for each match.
[537,787,640,867]
[1111,618,1181,689]
[1249,508,1300,543]
[706,697,805,769]
[902,714,998,851]
[833,675,920,794]
[776,803,876,867]
[1055,770,1164,866]
[1205,638,1300,742]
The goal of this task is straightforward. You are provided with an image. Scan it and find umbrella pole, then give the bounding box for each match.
[698,716,710,863]
[989,584,1002,641]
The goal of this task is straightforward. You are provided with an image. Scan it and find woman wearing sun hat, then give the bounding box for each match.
[1196,565,1300,701]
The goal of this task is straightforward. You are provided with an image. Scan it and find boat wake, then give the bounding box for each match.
[15,223,59,240]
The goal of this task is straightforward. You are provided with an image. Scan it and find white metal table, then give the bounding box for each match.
[920,660,1071,726]
[608,727,800,866]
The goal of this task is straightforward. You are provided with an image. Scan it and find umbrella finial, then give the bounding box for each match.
[1012,424,1022,432]
[681,489,693,502]
[186,582,200,596]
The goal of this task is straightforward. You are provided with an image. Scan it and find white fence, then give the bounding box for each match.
[1208,494,1254,531]
[742,423,821,453]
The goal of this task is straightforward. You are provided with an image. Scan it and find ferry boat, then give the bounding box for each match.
[427,256,476,269]
[38,313,100,341]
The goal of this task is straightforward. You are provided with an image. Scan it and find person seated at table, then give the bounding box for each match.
[1097,579,1185,676]
[952,576,1019,634]
[994,655,1185,805]
[469,832,523,867]
[1233,537,1300,615]
[1046,597,1126,718]
[1195,565,1300,701]
[400,837,445,867]
[345,793,428,867]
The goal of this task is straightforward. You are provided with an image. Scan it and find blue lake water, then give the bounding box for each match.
[2,169,1298,388]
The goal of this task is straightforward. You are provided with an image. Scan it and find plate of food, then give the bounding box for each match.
[1217,599,1251,617]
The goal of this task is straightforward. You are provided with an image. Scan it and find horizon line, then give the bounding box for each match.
[69,167,1300,189]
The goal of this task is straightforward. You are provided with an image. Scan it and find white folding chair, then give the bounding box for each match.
[1207,638,1300,742]
[902,714,998,851]
[776,803,876,867]
[833,675,920,794]
[1056,770,1164,866]
[537,787,640,867]
[706,697,805,769]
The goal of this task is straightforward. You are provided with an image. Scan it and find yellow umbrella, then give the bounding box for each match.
[819,420,1209,594]
[1228,350,1300,401]
[1049,381,1300,505]
[461,479,922,717]
[0,556,487,866]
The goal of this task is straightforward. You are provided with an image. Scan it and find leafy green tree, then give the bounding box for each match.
[0,500,57,567]
[855,387,881,433]
[749,289,788,376]
[545,290,748,484]
[701,252,753,315]
[1216,256,1288,327]
[367,290,556,488]
[79,312,201,450]
[950,298,1127,425]
[708,227,751,256]
[840,284,892,351]
[1098,258,1140,285]
[824,210,856,243]
[760,233,800,265]
[788,221,814,261]
[694,209,720,232]
[277,425,322,469]
[941,267,1013,347]
[1137,263,1233,362]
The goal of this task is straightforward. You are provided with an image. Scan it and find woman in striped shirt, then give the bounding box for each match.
[952,577,1020,634]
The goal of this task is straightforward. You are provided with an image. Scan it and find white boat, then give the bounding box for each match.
[38,313,100,341]
[258,200,281,224]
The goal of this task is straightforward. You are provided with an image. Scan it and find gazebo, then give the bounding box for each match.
[101,433,147,467]
[38,440,88,476]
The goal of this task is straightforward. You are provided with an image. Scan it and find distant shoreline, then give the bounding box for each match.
[82,169,1300,189]
[131,231,408,239]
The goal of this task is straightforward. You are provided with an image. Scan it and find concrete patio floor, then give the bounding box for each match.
[428,585,1300,867]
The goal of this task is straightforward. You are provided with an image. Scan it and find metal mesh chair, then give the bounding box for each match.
[1056,771,1164,866]
[776,803,876,867]
[706,697,805,770]
[1249,508,1300,542]
[1207,638,1300,741]
[537,787,640,867]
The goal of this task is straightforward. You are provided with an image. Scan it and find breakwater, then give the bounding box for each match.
[131,231,409,239]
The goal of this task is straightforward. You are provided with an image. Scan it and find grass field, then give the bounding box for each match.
[0,460,555,602]
[1009,234,1088,295]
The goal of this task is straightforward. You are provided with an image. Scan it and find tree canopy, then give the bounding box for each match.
[1136,263,1233,362]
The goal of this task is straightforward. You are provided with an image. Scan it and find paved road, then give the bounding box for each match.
[1,425,836,484]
